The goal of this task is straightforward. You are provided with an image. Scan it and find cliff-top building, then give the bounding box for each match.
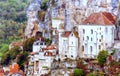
[78,12,115,58]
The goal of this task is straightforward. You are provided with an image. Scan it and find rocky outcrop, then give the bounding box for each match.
[24,0,119,38]
[24,0,42,39]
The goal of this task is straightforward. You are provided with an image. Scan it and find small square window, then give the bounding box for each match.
[91,38,93,41]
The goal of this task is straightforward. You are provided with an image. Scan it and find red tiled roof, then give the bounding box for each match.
[47,45,56,49]
[57,15,65,20]
[40,45,56,52]
[30,52,36,55]
[82,12,116,25]
[10,42,23,47]
[44,52,55,56]
[61,31,71,37]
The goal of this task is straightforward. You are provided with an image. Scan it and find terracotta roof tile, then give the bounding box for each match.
[61,31,71,37]
[30,52,36,55]
[44,52,55,56]
[40,45,56,52]
[82,12,116,25]
[73,32,79,38]
[10,42,23,47]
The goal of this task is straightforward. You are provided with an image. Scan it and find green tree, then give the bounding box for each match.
[110,49,116,55]
[97,50,108,65]
[40,0,49,11]
[87,73,93,76]
[1,52,11,65]
[73,68,84,76]
[23,37,36,52]
[44,38,52,46]
[9,46,22,59]
[17,51,29,68]
[0,44,9,57]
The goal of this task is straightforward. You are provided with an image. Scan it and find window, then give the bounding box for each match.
[83,29,85,34]
[105,27,108,33]
[72,42,73,44]
[82,46,84,52]
[91,38,93,41]
[83,37,84,40]
[112,27,114,34]
[71,55,73,57]
[36,43,39,45]
[100,27,101,30]
[90,46,92,52]
[106,43,107,46]
[40,43,43,45]
[99,39,101,42]
[91,30,93,34]
[87,36,89,40]
[101,35,103,39]
[65,55,67,57]
[99,45,101,50]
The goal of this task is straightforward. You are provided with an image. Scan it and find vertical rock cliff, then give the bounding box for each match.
[24,0,119,38]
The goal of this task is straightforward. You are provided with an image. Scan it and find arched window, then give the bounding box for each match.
[82,46,84,52]
[83,29,85,34]
[91,30,93,34]
[90,46,92,52]
[99,45,101,50]
[87,36,89,40]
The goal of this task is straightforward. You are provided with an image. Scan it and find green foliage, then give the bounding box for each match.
[17,51,29,68]
[1,46,29,67]
[87,73,93,76]
[87,71,104,76]
[44,38,52,46]
[0,44,9,57]
[0,0,28,57]
[9,46,21,59]
[0,0,30,21]
[73,68,84,76]
[40,0,49,11]
[23,37,36,52]
[1,52,11,65]
[42,66,49,69]
[109,60,120,67]
[110,49,116,55]
[0,19,26,56]
[97,50,108,65]
[1,46,22,65]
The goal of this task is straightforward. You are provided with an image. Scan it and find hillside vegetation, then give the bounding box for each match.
[0,0,30,57]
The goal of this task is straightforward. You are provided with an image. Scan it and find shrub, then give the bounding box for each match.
[97,50,108,65]
[73,68,84,76]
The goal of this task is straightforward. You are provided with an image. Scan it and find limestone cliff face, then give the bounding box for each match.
[24,0,42,38]
[52,0,114,30]
[24,0,119,38]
